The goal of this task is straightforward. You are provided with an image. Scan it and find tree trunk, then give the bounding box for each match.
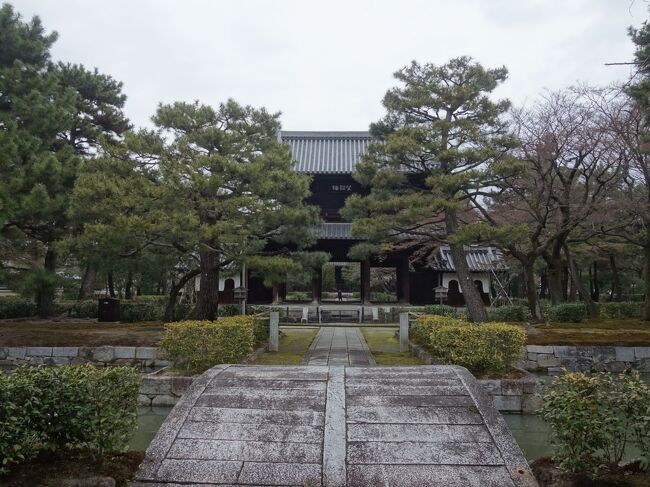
[445,211,487,323]
[271,282,281,304]
[165,268,200,321]
[610,254,622,302]
[591,262,600,302]
[78,263,97,300]
[564,244,598,319]
[125,270,133,300]
[562,265,569,301]
[36,248,57,318]
[568,273,578,302]
[539,272,548,299]
[107,271,116,298]
[522,260,544,323]
[545,248,564,305]
[192,248,220,320]
[632,232,650,321]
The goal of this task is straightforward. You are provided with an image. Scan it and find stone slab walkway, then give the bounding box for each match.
[130,365,537,487]
[301,327,376,366]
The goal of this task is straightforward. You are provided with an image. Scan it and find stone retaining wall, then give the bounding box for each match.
[0,345,169,369]
[408,340,541,413]
[478,376,542,414]
[522,345,650,375]
[139,372,194,406]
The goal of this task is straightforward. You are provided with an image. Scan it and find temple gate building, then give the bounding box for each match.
[213,131,506,306]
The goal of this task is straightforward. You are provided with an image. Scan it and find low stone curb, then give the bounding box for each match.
[0,345,169,369]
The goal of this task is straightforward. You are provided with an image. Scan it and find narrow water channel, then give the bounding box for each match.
[131,406,173,451]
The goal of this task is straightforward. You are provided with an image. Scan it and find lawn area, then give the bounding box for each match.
[526,319,650,346]
[362,327,425,365]
[249,327,318,365]
[0,319,163,347]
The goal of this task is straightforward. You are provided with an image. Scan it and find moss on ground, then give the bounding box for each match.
[250,328,318,365]
[0,319,163,347]
[362,328,425,366]
[527,319,650,346]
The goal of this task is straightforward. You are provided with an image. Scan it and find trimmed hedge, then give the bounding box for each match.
[160,316,258,373]
[414,315,526,375]
[486,304,531,322]
[599,302,643,319]
[0,296,36,319]
[423,304,467,319]
[0,365,140,475]
[545,303,587,323]
[411,314,466,344]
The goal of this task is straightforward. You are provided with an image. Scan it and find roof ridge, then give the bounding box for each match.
[281,130,372,139]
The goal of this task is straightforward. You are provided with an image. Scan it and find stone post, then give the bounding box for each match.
[399,312,409,352]
[269,311,279,352]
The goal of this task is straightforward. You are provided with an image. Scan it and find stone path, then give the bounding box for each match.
[130,365,538,487]
[301,327,376,366]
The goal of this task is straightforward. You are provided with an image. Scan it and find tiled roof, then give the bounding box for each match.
[280,131,373,174]
[430,245,507,272]
[316,222,358,240]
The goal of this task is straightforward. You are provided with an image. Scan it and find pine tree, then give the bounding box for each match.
[343,57,514,322]
[0,4,129,316]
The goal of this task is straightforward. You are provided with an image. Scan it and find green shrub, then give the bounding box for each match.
[423,304,466,318]
[0,370,40,474]
[599,302,642,319]
[218,304,241,317]
[66,299,98,318]
[160,316,257,373]
[487,304,531,322]
[0,365,140,475]
[285,291,311,301]
[540,371,650,473]
[411,314,466,345]
[546,303,587,323]
[634,399,650,472]
[132,295,168,304]
[0,295,36,318]
[120,301,162,322]
[414,315,525,375]
[428,323,526,375]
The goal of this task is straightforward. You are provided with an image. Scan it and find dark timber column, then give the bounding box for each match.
[360,259,371,304]
[311,267,322,304]
[272,282,282,304]
[280,283,287,302]
[396,255,410,304]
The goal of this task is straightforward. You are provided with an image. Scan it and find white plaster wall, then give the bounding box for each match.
[193,274,241,291]
[442,273,490,293]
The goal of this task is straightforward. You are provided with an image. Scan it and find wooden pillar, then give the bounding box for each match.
[272,282,281,304]
[396,255,410,304]
[360,259,371,304]
[311,267,322,304]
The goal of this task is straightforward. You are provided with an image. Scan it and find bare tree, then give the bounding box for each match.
[467,87,625,321]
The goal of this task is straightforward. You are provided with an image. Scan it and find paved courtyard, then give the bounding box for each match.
[130,364,537,487]
[301,327,376,366]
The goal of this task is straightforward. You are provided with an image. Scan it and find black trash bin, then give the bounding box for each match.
[98,297,120,322]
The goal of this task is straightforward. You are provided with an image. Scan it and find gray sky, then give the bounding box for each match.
[12,0,649,131]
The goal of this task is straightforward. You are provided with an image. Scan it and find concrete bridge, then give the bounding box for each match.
[130,364,537,487]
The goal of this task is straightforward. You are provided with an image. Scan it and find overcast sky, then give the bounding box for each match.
[11,0,650,131]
